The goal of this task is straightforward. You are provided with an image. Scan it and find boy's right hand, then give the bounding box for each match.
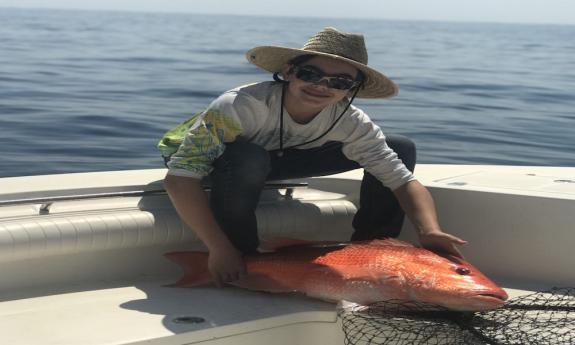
[208,243,247,287]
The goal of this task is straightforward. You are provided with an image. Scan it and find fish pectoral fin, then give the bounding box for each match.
[380,275,402,282]
[231,274,295,293]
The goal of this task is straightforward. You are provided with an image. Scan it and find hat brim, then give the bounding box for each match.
[246,46,398,99]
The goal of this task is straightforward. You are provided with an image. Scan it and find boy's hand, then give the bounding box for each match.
[418,230,468,259]
[208,243,247,287]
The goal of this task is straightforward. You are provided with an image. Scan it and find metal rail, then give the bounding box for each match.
[0,182,308,208]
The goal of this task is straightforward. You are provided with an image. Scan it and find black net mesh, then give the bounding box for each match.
[340,287,575,345]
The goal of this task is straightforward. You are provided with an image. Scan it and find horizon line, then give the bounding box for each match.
[2,5,574,27]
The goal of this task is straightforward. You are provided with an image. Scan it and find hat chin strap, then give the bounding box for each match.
[275,77,363,157]
[273,72,286,83]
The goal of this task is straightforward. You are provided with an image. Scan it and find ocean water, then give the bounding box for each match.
[1,7,574,178]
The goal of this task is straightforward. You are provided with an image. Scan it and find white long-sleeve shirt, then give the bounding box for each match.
[158,81,415,190]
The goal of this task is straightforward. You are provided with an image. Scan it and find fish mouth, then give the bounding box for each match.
[475,292,508,305]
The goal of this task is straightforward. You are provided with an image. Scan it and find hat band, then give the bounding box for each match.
[302,47,364,64]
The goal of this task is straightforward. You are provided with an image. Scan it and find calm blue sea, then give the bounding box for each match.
[1,7,574,178]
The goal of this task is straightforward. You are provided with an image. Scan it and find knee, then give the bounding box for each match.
[212,142,271,184]
[385,134,416,172]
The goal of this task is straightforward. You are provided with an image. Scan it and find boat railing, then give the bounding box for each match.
[0,182,309,210]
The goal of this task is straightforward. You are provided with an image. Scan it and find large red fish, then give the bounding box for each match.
[165,238,508,311]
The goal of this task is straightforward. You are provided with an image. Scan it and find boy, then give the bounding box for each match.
[159,27,467,286]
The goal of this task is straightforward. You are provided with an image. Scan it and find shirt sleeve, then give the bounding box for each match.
[166,92,246,179]
[340,107,416,190]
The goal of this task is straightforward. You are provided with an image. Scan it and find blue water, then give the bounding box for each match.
[1,8,574,178]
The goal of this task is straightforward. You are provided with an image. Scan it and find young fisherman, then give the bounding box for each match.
[158,27,467,286]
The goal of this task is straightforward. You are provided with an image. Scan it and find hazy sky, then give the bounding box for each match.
[1,0,574,25]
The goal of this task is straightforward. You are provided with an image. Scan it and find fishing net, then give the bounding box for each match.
[340,287,575,345]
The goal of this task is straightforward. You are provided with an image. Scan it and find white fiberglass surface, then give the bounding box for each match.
[0,281,336,345]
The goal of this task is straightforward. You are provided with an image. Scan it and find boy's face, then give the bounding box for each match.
[282,56,359,114]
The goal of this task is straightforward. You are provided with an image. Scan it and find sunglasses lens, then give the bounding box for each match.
[329,78,355,90]
[295,67,323,83]
[294,66,357,90]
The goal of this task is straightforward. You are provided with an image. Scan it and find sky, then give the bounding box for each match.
[1,0,574,25]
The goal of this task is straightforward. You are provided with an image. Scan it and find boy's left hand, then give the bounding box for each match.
[418,230,468,259]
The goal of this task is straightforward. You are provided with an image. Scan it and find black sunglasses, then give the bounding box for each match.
[292,65,361,90]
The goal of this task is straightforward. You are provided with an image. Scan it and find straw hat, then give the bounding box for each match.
[246,27,398,99]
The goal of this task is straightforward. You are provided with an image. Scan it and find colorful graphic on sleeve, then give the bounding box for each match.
[158,110,243,177]
[157,112,203,157]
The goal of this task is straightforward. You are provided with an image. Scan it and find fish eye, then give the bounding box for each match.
[456,267,471,275]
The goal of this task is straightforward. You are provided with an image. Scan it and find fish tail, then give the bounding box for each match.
[164,251,212,287]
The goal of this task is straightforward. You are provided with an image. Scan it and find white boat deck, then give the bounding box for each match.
[0,280,338,345]
[0,278,541,345]
[0,164,574,344]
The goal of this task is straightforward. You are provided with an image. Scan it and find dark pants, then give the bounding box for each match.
[207,134,416,254]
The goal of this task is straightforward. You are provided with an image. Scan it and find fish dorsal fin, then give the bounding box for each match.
[258,237,345,252]
[367,238,416,247]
